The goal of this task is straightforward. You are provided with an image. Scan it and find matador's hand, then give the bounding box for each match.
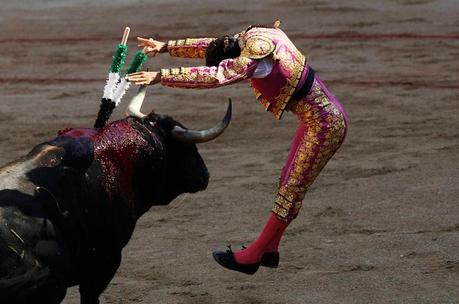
[137,37,167,57]
[126,71,161,86]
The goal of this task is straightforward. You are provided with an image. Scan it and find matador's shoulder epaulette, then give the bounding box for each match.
[240,35,275,60]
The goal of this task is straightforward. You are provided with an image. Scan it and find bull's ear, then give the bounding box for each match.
[34,137,94,171]
[28,144,65,166]
[126,86,147,118]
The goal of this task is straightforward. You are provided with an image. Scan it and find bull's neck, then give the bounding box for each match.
[92,120,163,216]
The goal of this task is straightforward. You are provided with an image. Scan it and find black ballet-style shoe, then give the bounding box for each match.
[261,252,280,268]
[212,246,260,275]
[239,245,280,268]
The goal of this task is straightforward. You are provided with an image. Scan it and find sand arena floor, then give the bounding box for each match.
[0,0,458,303]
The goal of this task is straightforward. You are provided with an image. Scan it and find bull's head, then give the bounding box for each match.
[124,86,231,207]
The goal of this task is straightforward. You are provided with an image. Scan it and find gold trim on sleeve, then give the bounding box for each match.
[160,68,171,77]
[167,40,177,48]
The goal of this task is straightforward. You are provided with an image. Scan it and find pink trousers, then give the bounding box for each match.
[272,76,348,221]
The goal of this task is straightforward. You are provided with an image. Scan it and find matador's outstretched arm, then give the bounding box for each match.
[137,37,215,59]
[127,56,258,89]
[160,56,257,88]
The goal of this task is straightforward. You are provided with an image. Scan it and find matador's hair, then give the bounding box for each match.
[205,24,276,67]
[205,35,241,67]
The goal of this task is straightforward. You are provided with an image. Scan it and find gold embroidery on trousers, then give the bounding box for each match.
[272,83,347,220]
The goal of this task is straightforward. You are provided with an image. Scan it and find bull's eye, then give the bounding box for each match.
[148,121,157,128]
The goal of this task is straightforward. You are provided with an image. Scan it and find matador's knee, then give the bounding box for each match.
[272,188,304,222]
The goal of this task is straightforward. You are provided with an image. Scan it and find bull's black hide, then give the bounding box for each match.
[0,114,210,304]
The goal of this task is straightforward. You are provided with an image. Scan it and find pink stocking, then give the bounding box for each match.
[233,214,289,264]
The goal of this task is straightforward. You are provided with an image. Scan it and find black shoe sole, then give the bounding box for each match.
[261,252,279,268]
[212,251,260,275]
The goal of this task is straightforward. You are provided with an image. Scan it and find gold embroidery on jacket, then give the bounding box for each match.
[270,52,305,119]
[167,38,215,59]
[240,36,275,59]
[254,52,305,120]
[243,28,306,120]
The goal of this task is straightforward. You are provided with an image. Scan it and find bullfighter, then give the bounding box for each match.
[127,21,348,275]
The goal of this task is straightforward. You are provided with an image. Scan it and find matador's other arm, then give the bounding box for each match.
[137,37,215,59]
[127,56,258,89]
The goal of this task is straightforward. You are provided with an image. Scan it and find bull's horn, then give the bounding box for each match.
[172,99,232,144]
[126,85,147,118]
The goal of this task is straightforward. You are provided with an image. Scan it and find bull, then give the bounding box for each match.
[0,87,231,304]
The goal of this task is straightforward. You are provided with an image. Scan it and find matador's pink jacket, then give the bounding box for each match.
[161,26,308,119]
